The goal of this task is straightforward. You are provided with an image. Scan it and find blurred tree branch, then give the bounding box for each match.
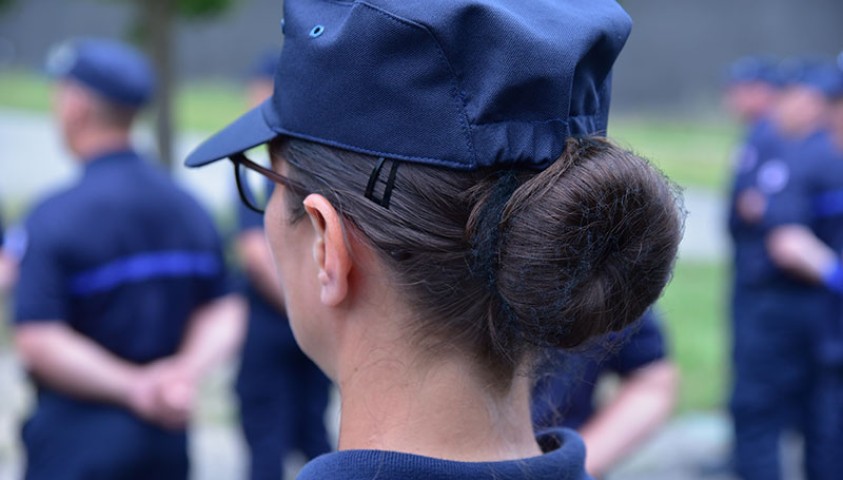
[104,0,235,169]
[0,0,17,14]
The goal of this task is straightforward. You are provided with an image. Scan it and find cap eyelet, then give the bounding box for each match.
[309,25,325,38]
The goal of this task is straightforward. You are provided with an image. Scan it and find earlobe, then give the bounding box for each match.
[303,195,352,307]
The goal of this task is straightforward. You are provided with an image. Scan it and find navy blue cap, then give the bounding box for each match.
[186,0,632,171]
[795,62,843,99]
[46,38,155,108]
[725,56,784,87]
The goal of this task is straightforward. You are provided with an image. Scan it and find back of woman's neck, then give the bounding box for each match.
[336,353,541,462]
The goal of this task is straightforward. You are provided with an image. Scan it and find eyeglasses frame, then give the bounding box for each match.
[231,151,309,214]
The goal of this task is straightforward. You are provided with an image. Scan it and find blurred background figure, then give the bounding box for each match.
[725,56,785,230]
[761,61,843,480]
[10,38,244,479]
[0,204,17,294]
[531,309,678,478]
[722,55,786,479]
[726,58,843,480]
[807,58,843,478]
[723,56,783,126]
[233,49,332,480]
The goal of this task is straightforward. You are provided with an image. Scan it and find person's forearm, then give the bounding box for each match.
[767,225,836,284]
[175,294,246,379]
[0,251,17,293]
[579,361,679,476]
[14,323,138,406]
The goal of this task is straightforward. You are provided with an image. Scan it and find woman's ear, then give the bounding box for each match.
[303,194,352,306]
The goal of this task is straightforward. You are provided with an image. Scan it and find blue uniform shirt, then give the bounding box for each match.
[728,118,777,238]
[763,131,843,245]
[531,310,666,431]
[14,149,228,364]
[297,428,590,480]
[729,122,837,291]
[763,132,843,364]
[752,128,835,292]
[728,118,793,289]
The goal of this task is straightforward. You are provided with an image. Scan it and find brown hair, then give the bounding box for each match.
[271,136,682,387]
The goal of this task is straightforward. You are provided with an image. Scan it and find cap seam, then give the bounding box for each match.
[474,117,584,128]
[356,1,478,169]
[275,126,475,171]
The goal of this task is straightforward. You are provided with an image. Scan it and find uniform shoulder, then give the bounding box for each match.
[24,184,87,235]
[127,156,219,231]
[162,181,223,246]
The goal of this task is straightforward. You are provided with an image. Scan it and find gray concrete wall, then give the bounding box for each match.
[0,0,841,112]
[614,0,843,112]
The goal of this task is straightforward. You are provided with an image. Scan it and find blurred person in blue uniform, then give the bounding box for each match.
[11,38,245,480]
[722,56,787,479]
[183,1,683,478]
[724,56,782,127]
[234,51,331,480]
[724,56,784,269]
[728,60,842,480]
[762,63,843,480]
[532,309,678,477]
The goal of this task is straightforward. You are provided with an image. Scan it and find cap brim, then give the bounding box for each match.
[184,99,277,168]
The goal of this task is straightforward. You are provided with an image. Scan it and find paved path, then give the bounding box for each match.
[0,108,736,479]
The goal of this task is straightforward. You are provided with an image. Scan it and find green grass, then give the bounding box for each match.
[658,261,729,412]
[0,69,246,135]
[2,69,739,189]
[176,81,245,133]
[609,117,739,190]
[0,70,52,111]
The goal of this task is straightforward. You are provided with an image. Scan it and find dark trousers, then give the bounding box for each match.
[22,394,188,480]
[729,289,824,480]
[805,367,843,480]
[237,345,331,480]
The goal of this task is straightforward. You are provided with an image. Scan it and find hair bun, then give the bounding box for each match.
[495,137,683,349]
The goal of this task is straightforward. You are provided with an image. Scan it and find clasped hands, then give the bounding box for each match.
[126,358,199,431]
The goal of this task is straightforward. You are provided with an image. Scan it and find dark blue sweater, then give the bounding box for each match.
[297,428,590,479]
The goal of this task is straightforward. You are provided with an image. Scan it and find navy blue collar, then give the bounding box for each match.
[297,428,590,480]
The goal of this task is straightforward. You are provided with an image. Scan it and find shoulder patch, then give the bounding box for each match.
[757,159,789,194]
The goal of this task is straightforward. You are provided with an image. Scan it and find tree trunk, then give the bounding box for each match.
[143,0,175,169]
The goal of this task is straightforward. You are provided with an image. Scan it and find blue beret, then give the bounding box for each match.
[725,56,784,87]
[46,38,155,108]
[187,0,632,171]
[794,61,843,99]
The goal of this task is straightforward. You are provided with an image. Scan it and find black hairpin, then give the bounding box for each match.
[364,157,400,209]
